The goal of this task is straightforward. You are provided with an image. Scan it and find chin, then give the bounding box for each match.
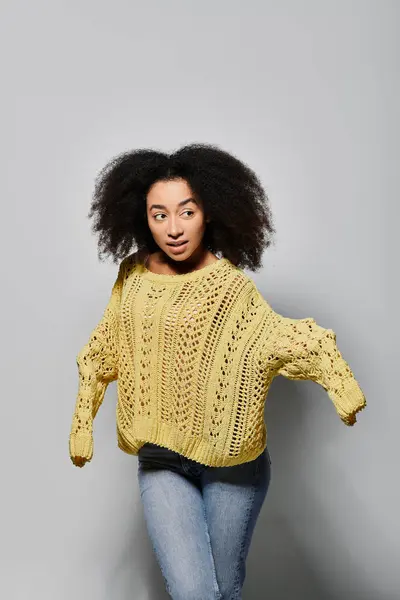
[166,251,189,261]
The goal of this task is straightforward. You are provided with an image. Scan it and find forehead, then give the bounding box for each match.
[147,178,195,205]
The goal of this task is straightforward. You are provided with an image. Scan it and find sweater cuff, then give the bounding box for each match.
[69,433,93,462]
[330,376,367,426]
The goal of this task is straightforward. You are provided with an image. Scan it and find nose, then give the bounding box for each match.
[167,219,184,237]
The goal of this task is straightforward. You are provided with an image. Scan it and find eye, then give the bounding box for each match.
[153,210,194,221]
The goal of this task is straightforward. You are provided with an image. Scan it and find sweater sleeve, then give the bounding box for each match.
[271,314,367,426]
[69,258,127,467]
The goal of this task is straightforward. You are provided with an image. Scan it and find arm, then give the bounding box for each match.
[69,257,128,467]
[272,314,367,425]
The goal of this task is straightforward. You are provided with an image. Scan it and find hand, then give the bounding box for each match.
[71,455,88,468]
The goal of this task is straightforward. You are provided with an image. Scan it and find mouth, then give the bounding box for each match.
[167,241,188,247]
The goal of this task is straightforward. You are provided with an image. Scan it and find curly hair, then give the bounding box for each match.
[87,142,276,271]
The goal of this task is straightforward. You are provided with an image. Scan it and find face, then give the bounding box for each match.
[146,178,209,262]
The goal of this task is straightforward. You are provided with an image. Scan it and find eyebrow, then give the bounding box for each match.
[149,197,198,211]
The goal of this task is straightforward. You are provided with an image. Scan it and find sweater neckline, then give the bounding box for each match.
[139,256,229,283]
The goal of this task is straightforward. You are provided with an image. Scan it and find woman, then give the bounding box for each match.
[69,143,366,599]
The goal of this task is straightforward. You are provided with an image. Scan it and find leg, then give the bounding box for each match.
[138,461,222,600]
[202,448,271,599]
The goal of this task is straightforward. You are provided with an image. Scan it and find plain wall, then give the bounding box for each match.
[0,1,397,598]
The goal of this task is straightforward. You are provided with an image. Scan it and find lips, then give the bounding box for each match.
[168,241,187,246]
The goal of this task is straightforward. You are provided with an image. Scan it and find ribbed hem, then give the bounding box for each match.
[69,433,93,461]
[117,418,267,467]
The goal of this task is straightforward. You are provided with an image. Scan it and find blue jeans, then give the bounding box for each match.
[137,443,271,599]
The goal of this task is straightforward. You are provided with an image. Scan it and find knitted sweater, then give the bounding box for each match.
[69,254,366,468]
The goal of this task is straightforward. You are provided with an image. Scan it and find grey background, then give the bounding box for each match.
[0,1,397,598]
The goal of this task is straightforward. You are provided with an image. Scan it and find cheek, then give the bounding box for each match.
[189,216,207,234]
[148,220,160,236]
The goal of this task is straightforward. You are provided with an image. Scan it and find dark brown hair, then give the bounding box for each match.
[88,142,276,271]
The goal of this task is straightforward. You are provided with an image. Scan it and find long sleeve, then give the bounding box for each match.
[271,314,367,426]
[69,257,127,467]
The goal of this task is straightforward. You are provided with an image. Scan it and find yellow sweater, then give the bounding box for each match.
[69,254,366,468]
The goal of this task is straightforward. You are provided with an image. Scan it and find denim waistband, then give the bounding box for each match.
[138,442,271,478]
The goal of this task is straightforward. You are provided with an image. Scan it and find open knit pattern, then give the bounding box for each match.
[69,254,366,467]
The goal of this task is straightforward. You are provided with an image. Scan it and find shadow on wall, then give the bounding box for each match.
[244,375,380,600]
[103,499,171,600]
